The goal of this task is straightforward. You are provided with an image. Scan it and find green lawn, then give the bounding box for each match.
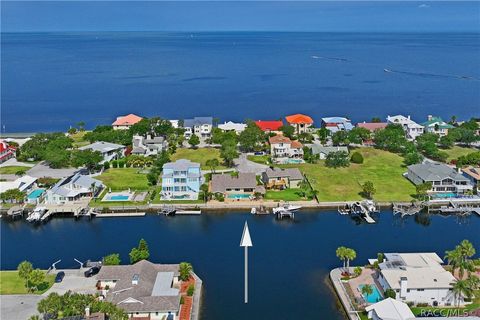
[247,155,270,165]
[282,148,416,202]
[69,130,91,148]
[442,146,478,162]
[0,166,29,175]
[171,148,227,170]
[265,188,309,201]
[0,271,55,295]
[96,168,150,191]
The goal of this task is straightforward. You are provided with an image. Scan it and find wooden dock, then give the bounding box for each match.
[96,212,146,218]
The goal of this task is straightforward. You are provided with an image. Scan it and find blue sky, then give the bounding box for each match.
[2,1,479,32]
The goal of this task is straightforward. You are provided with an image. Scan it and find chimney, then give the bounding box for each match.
[400,277,408,298]
[132,274,139,285]
[407,115,411,120]
[428,115,433,121]
[85,307,90,317]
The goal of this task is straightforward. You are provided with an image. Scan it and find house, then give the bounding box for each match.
[376,252,458,306]
[183,117,213,138]
[254,120,283,133]
[96,260,182,320]
[218,121,247,134]
[0,140,16,164]
[78,141,126,163]
[0,175,37,194]
[268,135,303,164]
[112,113,143,130]
[462,166,480,191]
[422,115,455,137]
[365,298,415,320]
[387,115,424,141]
[357,122,388,132]
[161,159,201,201]
[210,173,265,200]
[406,162,473,195]
[285,114,314,134]
[309,145,348,160]
[44,172,104,204]
[132,135,167,156]
[321,117,353,133]
[262,167,303,189]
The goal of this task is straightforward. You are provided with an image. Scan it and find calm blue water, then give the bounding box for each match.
[1,211,479,319]
[1,32,479,133]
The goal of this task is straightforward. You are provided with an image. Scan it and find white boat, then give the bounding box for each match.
[361,200,378,213]
[27,207,47,223]
[384,68,392,73]
[272,203,302,214]
[251,207,257,214]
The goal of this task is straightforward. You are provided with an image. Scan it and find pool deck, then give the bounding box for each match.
[330,268,362,320]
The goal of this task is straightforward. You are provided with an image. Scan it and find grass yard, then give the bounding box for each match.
[171,148,227,170]
[0,270,55,295]
[247,155,270,165]
[0,166,29,175]
[265,188,309,201]
[96,168,150,191]
[282,148,416,202]
[69,130,91,147]
[442,146,478,162]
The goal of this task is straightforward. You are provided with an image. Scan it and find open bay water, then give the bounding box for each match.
[1,32,480,133]
[1,211,479,319]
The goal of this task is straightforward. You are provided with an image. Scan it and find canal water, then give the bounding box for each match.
[1,210,479,319]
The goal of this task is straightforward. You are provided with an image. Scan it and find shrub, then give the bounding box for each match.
[384,288,396,299]
[350,152,364,164]
[187,284,195,296]
[103,161,110,170]
[111,160,118,168]
[354,266,362,277]
[117,160,125,168]
[215,193,225,202]
[125,161,131,168]
[180,296,185,305]
[377,253,384,263]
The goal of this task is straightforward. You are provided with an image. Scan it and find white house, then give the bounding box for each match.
[0,175,37,194]
[182,117,213,138]
[44,172,104,204]
[387,115,424,141]
[218,121,247,134]
[131,135,167,156]
[309,145,349,160]
[78,141,126,163]
[268,134,303,164]
[365,298,415,320]
[376,253,458,307]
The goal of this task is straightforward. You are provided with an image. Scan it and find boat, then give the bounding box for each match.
[275,209,295,220]
[361,200,379,213]
[384,68,392,73]
[272,203,302,214]
[27,207,47,223]
[251,207,256,214]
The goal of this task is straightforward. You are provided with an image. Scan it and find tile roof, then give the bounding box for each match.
[357,122,388,132]
[285,114,314,124]
[112,114,143,126]
[462,166,480,180]
[269,135,292,144]
[255,120,283,132]
[210,173,257,193]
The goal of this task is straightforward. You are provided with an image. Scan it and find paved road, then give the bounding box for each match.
[234,153,269,174]
[0,294,42,320]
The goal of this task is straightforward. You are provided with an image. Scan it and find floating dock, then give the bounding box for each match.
[96,212,146,218]
[175,210,201,215]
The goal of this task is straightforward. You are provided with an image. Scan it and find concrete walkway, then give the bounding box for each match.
[330,268,361,320]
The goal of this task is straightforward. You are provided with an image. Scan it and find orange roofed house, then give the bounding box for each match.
[269,134,304,164]
[255,120,283,133]
[285,114,314,134]
[112,113,143,130]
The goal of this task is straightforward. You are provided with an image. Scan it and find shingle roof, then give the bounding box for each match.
[408,163,470,183]
[211,173,257,193]
[309,145,348,155]
[285,114,313,124]
[183,117,213,127]
[357,122,388,132]
[112,114,143,126]
[462,166,480,180]
[162,159,200,171]
[263,167,303,180]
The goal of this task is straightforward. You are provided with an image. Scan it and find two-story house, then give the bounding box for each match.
[131,135,167,156]
[112,113,143,130]
[44,172,104,204]
[268,135,303,164]
[422,115,455,137]
[0,140,16,164]
[78,141,126,163]
[183,117,213,138]
[161,159,201,200]
[321,117,353,133]
[386,115,424,141]
[285,114,314,134]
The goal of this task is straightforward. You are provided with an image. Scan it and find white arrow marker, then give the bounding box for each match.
[240,221,253,304]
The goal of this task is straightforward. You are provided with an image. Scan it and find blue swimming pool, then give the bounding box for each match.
[432,193,457,199]
[109,195,130,201]
[359,284,382,303]
[27,189,45,199]
[227,194,251,199]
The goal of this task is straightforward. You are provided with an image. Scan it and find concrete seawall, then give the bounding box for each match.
[329,268,361,320]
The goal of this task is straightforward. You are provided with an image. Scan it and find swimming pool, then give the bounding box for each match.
[432,193,457,199]
[27,189,45,199]
[359,284,382,303]
[102,193,132,201]
[283,159,303,164]
[227,194,251,199]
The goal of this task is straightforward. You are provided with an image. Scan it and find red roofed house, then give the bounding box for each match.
[268,134,304,164]
[0,140,16,164]
[285,114,314,134]
[255,120,283,133]
[357,122,388,132]
[112,113,143,130]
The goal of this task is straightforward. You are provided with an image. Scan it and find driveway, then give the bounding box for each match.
[45,268,98,295]
[27,162,77,179]
[0,158,35,168]
[234,153,269,175]
[0,294,42,320]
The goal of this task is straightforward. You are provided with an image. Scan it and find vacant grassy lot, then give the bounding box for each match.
[0,271,55,294]
[171,147,227,170]
[282,148,415,202]
[442,146,478,162]
[265,188,308,201]
[0,166,29,175]
[96,168,150,191]
[69,130,91,147]
[247,155,270,165]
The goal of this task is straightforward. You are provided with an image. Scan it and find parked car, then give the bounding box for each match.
[254,151,265,156]
[55,271,65,283]
[84,266,100,277]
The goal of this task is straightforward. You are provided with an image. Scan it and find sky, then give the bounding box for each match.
[1,1,480,32]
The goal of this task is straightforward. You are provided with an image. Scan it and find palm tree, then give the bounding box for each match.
[345,248,357,270]
[446,240,476,279]
[361,284,373,302]
[451,279,472,307]
[336,246,348,270]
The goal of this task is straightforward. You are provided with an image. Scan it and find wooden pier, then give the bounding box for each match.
[276,209,294,219]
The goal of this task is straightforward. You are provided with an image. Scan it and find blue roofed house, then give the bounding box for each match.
[422,115,455,137]
[321,117,354,133]
[44,172,105,204]
[182,117,213,138]
[161,159,202,200]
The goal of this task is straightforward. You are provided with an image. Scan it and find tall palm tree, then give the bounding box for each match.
[345,248,357,270]
[451,279,473,307]
[336,247,348,270]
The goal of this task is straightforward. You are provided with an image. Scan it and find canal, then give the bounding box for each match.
[1,210,479,319]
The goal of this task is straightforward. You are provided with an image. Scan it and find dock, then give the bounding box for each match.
[392,202,424,217]
[276,209,294,219]
[7,206,24,219]
[363,212,375,224]
[175,210,201,215]
[96,212,146,218]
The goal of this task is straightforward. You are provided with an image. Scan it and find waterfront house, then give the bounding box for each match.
[218,121,247,134]
[321,117,353,133]
[254,120,283,133]
[357,122,388,132]
[132,135,167,156]
[309,145,348,160]
[268,135,304,164]
[78,141,126,163]
[285,114,314,134]
[406,162,473,195]
[376,252,457,306]
[462,166,480,191]
[0,140,16,164]
[365,298,415,320]
[96,260,181,320]
[182,117,213,139]
[0,175,37,194]
[44,172,104,204]
[210,172,265,200]
[422,115,455,137]
[386,115,424,141]
[161,159,201,201]
[262,167,303,189]
[112,113,143,130]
